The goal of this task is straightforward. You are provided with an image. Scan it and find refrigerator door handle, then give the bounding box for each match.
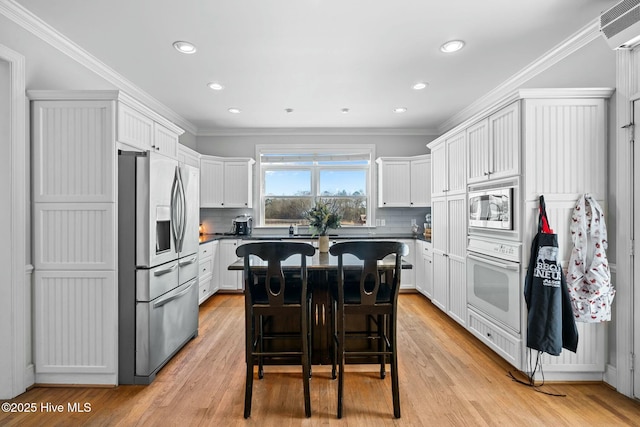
[153,279,195,308]
[170,167,181,250]
[179,255,198,266]
[176,167,187,253]
[153,262,179,276]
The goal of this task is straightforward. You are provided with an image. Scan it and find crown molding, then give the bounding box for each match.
[0,0,198,135]
[196,127,440,137]
[427,86,614,149]
[437,18,603,135]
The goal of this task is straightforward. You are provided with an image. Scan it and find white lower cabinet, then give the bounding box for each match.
[415,240,432,298]
[431,194,467,326]
[216,240,242,291]
[400,239,415,290]
[467,307,522,369]
[198,241,218,304]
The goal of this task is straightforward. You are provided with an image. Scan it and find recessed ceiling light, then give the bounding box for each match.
[173,41,197,54]
[207,82,224,91]
[440,40,465,53]
[228,107,241,114]
[393,107,407,113]
[341,108,350,114]
[412,82,428,90]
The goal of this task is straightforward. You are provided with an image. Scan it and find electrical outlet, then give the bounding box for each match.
[376,218,386,226]
[411,218,417,226]
[381,219,385,226]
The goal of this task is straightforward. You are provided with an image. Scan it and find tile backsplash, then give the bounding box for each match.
[200,207,431,237]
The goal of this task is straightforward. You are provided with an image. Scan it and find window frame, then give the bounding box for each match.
[256,144,376,228]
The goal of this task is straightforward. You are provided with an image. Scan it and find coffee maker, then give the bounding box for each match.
[233,214,252,235]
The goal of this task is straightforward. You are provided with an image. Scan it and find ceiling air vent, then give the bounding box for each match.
[600,0,640,49]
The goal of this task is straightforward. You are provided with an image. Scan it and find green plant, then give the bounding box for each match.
[305,199,342,236]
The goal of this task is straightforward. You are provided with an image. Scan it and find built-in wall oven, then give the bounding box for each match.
[466,236,521,332]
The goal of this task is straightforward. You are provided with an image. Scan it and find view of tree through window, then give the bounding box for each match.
[260,149,372,227]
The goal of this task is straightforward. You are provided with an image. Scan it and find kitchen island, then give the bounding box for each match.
[228,247,412,365]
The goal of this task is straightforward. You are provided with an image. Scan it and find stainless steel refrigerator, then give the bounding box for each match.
[118,150,200,384]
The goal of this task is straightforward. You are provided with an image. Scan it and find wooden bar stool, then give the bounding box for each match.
[328,240,409,419]
[237,241,315,418]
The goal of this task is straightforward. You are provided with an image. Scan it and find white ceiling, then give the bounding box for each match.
[14,0,619,134]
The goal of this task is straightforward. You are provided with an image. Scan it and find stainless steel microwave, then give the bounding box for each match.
[468,187,513,230]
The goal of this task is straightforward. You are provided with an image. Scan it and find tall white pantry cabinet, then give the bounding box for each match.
[428,88,613,380]
[29,90,184,385]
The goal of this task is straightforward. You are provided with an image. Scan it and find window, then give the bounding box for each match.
[257,145,374,227]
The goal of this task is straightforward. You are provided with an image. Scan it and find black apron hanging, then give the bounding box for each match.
[524,195,578,356]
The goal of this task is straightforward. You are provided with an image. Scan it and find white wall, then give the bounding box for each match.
[179,130,197,150]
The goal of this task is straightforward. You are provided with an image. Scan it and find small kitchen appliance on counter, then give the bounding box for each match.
[233,214,253,235]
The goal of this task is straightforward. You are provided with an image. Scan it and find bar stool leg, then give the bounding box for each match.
[244,307,254,418]
[302,306,311,417]
[391,313,400,418]
[337,312,345,419]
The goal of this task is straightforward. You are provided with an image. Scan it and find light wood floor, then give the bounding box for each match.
[2,293,639,426]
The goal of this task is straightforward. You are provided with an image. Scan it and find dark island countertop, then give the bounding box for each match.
[199,233,431,245]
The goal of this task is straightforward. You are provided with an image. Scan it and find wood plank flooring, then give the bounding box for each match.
[2,293,639,426]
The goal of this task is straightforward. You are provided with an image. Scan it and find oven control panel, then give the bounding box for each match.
[467,236,521,263]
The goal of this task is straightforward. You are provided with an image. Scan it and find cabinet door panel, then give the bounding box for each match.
[217,240,241,290]
[423,254,433,299]
[415,243,425,295]
[447,195,467,259]
[379,160,411,207]
[200,159,224,207]
[410,158,431,207]
[447,132,467,195]
[223,162,252,208]
[431,253,447,311]
[117,103,153,150]
[447,257,466,326]
[32,100,115,203]
[153,123,178,158]
[431,198,448,254]
[467,119,490,183]
[489,101,520,180]
[431,144,447,197]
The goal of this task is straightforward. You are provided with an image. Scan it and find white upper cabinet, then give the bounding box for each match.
[117,102,153,150]
[200,156,255,208]
[152,123,178,158]
[410,156,432,207]
[223,160,254,208]
[466,118,490,183]
[116,96,182,158]
[200,158,224,207]
[178,144,201,168]
[431,132,466,198]
[377,155,431,207]
[489,101,520,181]
[467,101,520,184]
[377,159,410,207]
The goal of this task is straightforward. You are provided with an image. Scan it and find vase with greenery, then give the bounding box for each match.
[305,200,341,252]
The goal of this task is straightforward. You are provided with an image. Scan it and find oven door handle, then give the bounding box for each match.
[467,253,519,271]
